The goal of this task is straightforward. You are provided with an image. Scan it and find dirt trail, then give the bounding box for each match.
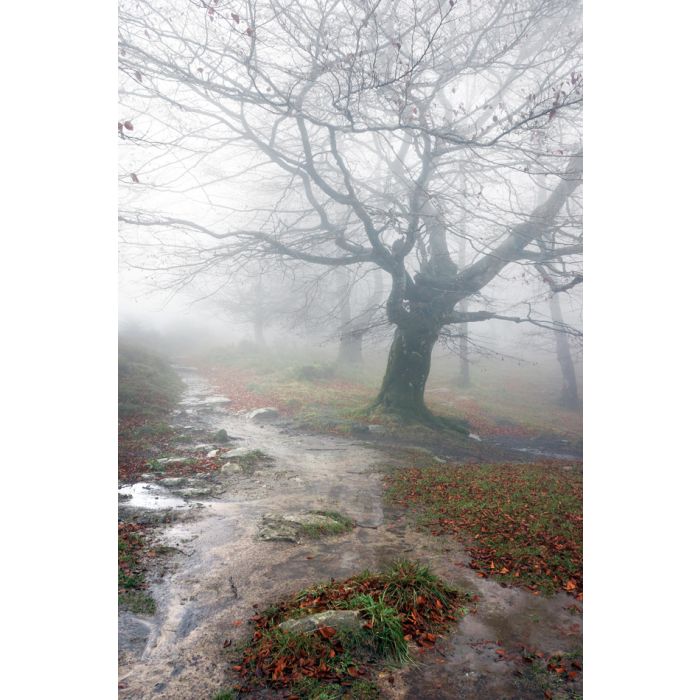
[118,369,581,699]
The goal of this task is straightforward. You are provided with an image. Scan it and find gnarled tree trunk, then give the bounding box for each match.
[374,320,440,417]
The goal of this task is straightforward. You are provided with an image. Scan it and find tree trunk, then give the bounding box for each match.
[456,223,470,386]
[549,292,580,408]
[374,323,440,417]
[457,319,470,387]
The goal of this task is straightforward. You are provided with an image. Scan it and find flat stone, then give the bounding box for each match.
[206,449,219,458]
[160,477,188,488]
[157,457,190,465]
[279,610,362,634]
[368,425,386,434]
[247,407,280,422]
[221,461,242,474]
[258,512,346,543]
[177,487,215,498]
[221,447,249,459]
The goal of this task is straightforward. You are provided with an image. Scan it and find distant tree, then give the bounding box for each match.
[119,0,582,425]
[336,267,386,365]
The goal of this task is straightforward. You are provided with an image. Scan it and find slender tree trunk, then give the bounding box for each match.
[456,234,470,386]
[549,292,580,408]
[533,155,579,408]
[336,270,360,364]
[374,322,440,417]
[457,308,470,387]
[253,278,266,346]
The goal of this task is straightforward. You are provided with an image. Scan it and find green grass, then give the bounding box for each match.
[346,593,408,663]
[200,343,581,442]
[288,677,381,699]
[118,523,156,613]
[118,341,183,420]
[211,691,237,700]
[119,590,156,615]
[386,463,582,596]
[233,560,467,694]
[381,559,458,612]
[516,647,583,699]
[298,511,355,539]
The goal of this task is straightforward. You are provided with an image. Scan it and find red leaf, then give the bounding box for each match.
[123,120,134,131]
[130,173,139,183]
[317,626,336,639]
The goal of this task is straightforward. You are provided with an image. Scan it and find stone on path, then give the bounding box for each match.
[278,610,362,634]
[247,407,280,422]
[257,512,349,543]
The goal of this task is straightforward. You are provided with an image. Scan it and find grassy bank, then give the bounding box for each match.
[386,461,583,597]
[197,342,582,443]
[118,341,183,421]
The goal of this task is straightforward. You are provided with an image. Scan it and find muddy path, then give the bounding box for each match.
[118,368,582,699]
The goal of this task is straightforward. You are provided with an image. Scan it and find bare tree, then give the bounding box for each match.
[119,0,583,424]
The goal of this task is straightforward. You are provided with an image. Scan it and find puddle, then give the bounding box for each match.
[179,395,232,407]
[118,482,189,510]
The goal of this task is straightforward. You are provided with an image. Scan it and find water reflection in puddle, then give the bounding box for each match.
[118,482,189,509]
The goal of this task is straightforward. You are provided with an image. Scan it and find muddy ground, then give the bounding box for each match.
[118,367,582,699]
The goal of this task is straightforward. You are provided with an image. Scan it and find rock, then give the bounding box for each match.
[279,610,362,634]
[180,443,215,452]
[258,517,300,542]
[160,477,188,488]
[468,433,482,442]
[368,424,386,434]
[221,447,249,459]
[206,449,219,458]
[258,512,349,543]
[350,423,370,434]
[221,461,242,474]
[118,492,133,501]
[140,473,156,481]
[212,428,231,442]
[157,457,190,465]
[177,487,215,498]
[247,407,280,422]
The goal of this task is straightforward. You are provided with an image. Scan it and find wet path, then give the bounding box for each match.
[118,368,581,699]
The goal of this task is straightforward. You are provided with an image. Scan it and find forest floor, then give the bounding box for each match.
[118,354,582,700]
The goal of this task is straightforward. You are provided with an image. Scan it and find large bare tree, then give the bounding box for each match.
[119,0,583,423]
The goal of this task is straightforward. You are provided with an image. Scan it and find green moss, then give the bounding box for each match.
[119,590,156,615]
[298,511,355,539]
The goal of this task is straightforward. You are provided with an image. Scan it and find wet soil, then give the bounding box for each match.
[118,368,582,699]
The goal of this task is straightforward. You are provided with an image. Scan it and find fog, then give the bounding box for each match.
[119,0,582,415]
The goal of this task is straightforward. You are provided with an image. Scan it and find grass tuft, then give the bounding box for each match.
[231,560,467,695]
